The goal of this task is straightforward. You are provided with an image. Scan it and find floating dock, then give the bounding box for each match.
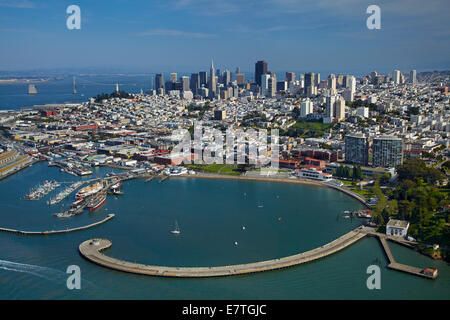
[0,214,115,235]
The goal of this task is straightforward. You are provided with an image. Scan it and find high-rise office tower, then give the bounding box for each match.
[392,70,401,85]
[190,73,199,94]
[304,72,315,88]
[286,72,295,83]
[222,70,231,86]
[236,67,240,74]
[267,73,277,97]
[209,59,216,98]
[255,61,268,87]
[372,136,403,167]
[155,74,164,90]
[261,74,271,96]
[315,73,321,86]
[236,73,245,86]
[345,134,369,166]
[410,70,417,84]
[199,71,208,87]
[170,73,177,83]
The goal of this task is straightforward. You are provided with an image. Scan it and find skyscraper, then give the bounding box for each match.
[190,73,199,94]
[199,71,208,87]
[236,73,245,86]
[261,74,271,96]
[170,73,177,83]
[155,74,164,90]
[267,73,277,97]
[286,72,295,83]
[222,70,231,86]
[304,73,315,88]
[345,134,369,166]
[209,59,216,98]
[181,76,190,92]
[410,70,417,84]
[392,70,401,85]
[255,61,268,87]
[372,136,403,168]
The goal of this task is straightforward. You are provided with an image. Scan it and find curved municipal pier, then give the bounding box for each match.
[79,228,366,278]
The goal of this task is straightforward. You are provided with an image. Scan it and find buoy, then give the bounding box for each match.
[242,226,246,230]
[278,217,282,222]
[234,241,238,246]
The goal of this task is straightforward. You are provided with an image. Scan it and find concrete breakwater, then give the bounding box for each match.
[79,227,367,278]
[0,214,115,235]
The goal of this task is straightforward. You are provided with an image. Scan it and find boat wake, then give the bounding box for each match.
[0,259,97,288]
[0,259,65,282]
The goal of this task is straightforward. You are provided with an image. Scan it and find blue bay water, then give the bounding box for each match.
[0,75,152,110]
[0,162,449,299]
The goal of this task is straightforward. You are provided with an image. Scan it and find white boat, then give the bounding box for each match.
[170,221,180,234]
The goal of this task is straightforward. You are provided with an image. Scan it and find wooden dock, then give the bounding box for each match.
[363,229,438,279]
[0,214,115,235]
[79,227,366,278]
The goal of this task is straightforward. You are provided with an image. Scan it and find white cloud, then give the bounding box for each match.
[137,29,214,38]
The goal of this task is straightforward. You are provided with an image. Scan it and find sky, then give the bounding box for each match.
[0,0,450,75]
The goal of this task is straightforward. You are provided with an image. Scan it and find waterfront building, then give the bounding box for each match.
[372,135,404,168]
[344,133,369,166]
[386,219,410,238]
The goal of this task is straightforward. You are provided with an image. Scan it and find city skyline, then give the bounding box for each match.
[1,0,450,73]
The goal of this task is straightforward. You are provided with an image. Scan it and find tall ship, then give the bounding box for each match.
[87,193,106,212]
[76,181,103,199]
[28,84,37,95]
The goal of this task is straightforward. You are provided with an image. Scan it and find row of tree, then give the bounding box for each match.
[333,164,363,180]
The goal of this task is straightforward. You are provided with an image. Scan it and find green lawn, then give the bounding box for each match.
[185,164,241,176]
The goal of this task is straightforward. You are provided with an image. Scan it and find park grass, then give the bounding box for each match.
[186,164,241,176]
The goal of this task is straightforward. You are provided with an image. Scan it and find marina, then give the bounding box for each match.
[25,180,60,200]
[0,165,448,299]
